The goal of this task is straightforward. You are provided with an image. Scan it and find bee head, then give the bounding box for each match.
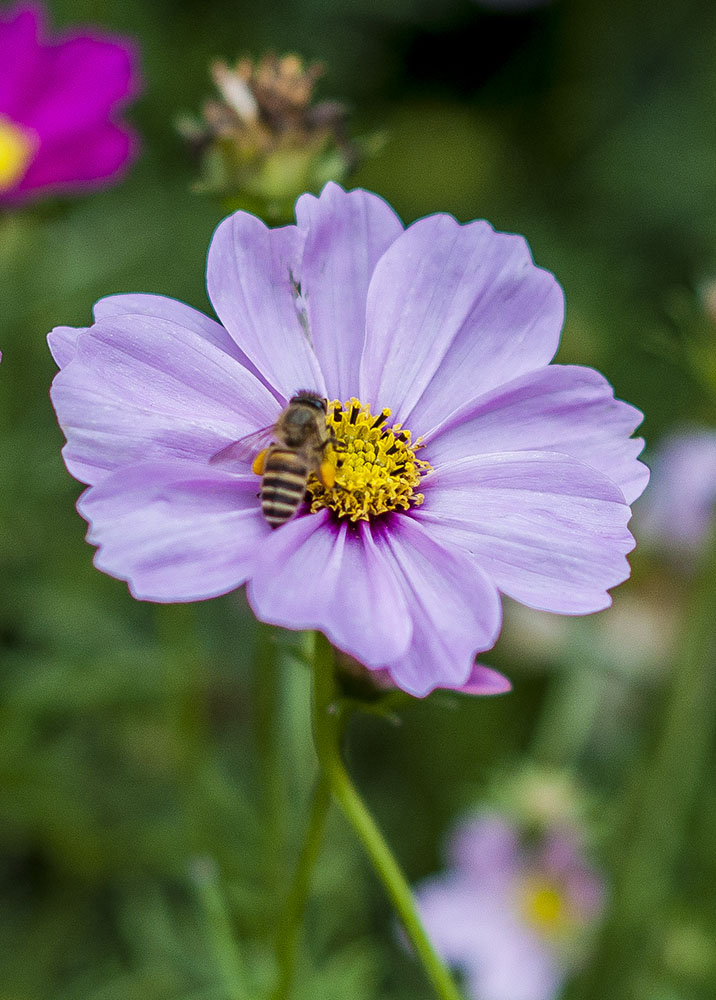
[290,390,327,412]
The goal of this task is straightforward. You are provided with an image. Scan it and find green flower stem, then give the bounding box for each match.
[191,857,251,1000]
[581,542,716,999]
[311,634,465,1000]
[271,774,332,1000]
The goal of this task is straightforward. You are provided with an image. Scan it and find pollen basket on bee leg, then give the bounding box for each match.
[252,448,268,475]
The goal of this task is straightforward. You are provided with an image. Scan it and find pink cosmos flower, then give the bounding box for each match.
[415,812,605,1000]
[48,183,648,696]
[0,3,138,204]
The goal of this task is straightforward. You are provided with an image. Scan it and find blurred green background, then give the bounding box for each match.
[1,1,715,998]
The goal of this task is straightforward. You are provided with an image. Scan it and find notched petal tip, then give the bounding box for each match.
[47,324,85,368]
[361,213,565,428]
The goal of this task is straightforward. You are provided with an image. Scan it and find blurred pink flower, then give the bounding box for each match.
[415,812,605,1000]
[0,3,139,204]
[638,429,716,559]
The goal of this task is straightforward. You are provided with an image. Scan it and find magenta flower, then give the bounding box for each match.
[638,429,716,558]
[0,3,138,204]
[48,183,648,696]
[415,812,605,1000]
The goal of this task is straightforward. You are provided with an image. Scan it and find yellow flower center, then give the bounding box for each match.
[521,879,567,935]
[0,116,37,193]
[307,397,432,522]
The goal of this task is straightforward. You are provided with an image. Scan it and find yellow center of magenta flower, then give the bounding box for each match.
[0,116,36,192]
[307,397,432,521]
[521,879,567,934]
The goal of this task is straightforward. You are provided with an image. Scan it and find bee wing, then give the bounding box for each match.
[209,424,276,467]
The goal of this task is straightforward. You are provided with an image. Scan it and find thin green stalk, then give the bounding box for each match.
[271,775,332,1000]
[311,634,465,1000]
[191,857,251,1000]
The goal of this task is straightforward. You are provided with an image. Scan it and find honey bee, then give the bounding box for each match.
[210,390,335,528]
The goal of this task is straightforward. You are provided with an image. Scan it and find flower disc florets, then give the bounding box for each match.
[307,398,432,521]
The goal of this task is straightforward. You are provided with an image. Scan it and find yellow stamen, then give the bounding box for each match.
[307,397,432,522]
[521,879,567,934]
[0,116,37,193]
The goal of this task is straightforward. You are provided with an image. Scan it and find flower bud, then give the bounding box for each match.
[179,54,373,223]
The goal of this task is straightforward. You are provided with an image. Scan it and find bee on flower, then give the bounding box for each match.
[48,183,648,697]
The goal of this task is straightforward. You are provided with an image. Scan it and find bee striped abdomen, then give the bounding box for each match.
[261,447,309,527]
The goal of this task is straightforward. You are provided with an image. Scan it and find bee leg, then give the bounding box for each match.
[324,434,346,472]
[252,448,268,476]
[331,433,348,454]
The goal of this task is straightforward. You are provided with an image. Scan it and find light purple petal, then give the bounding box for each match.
[417,875,562,1000]
[0,5,42,116]
[48,324,85,368]
[378,516,502,696]
[93,293,256,367]
[50,312,279,485]
[448,812,521,883]
[359,214,563,428]
[416,811,566,1000]
[247,512,413,666]
[467,926,563,1000]
[48,294,254,372]
[445,663,512,696]
[425,364,648,505]
[93,293,278,394]
[78,463,268,601]
[295,183,403,400]
[206,211,326,400]
[415,876,487,964]
[418,451,634,614]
